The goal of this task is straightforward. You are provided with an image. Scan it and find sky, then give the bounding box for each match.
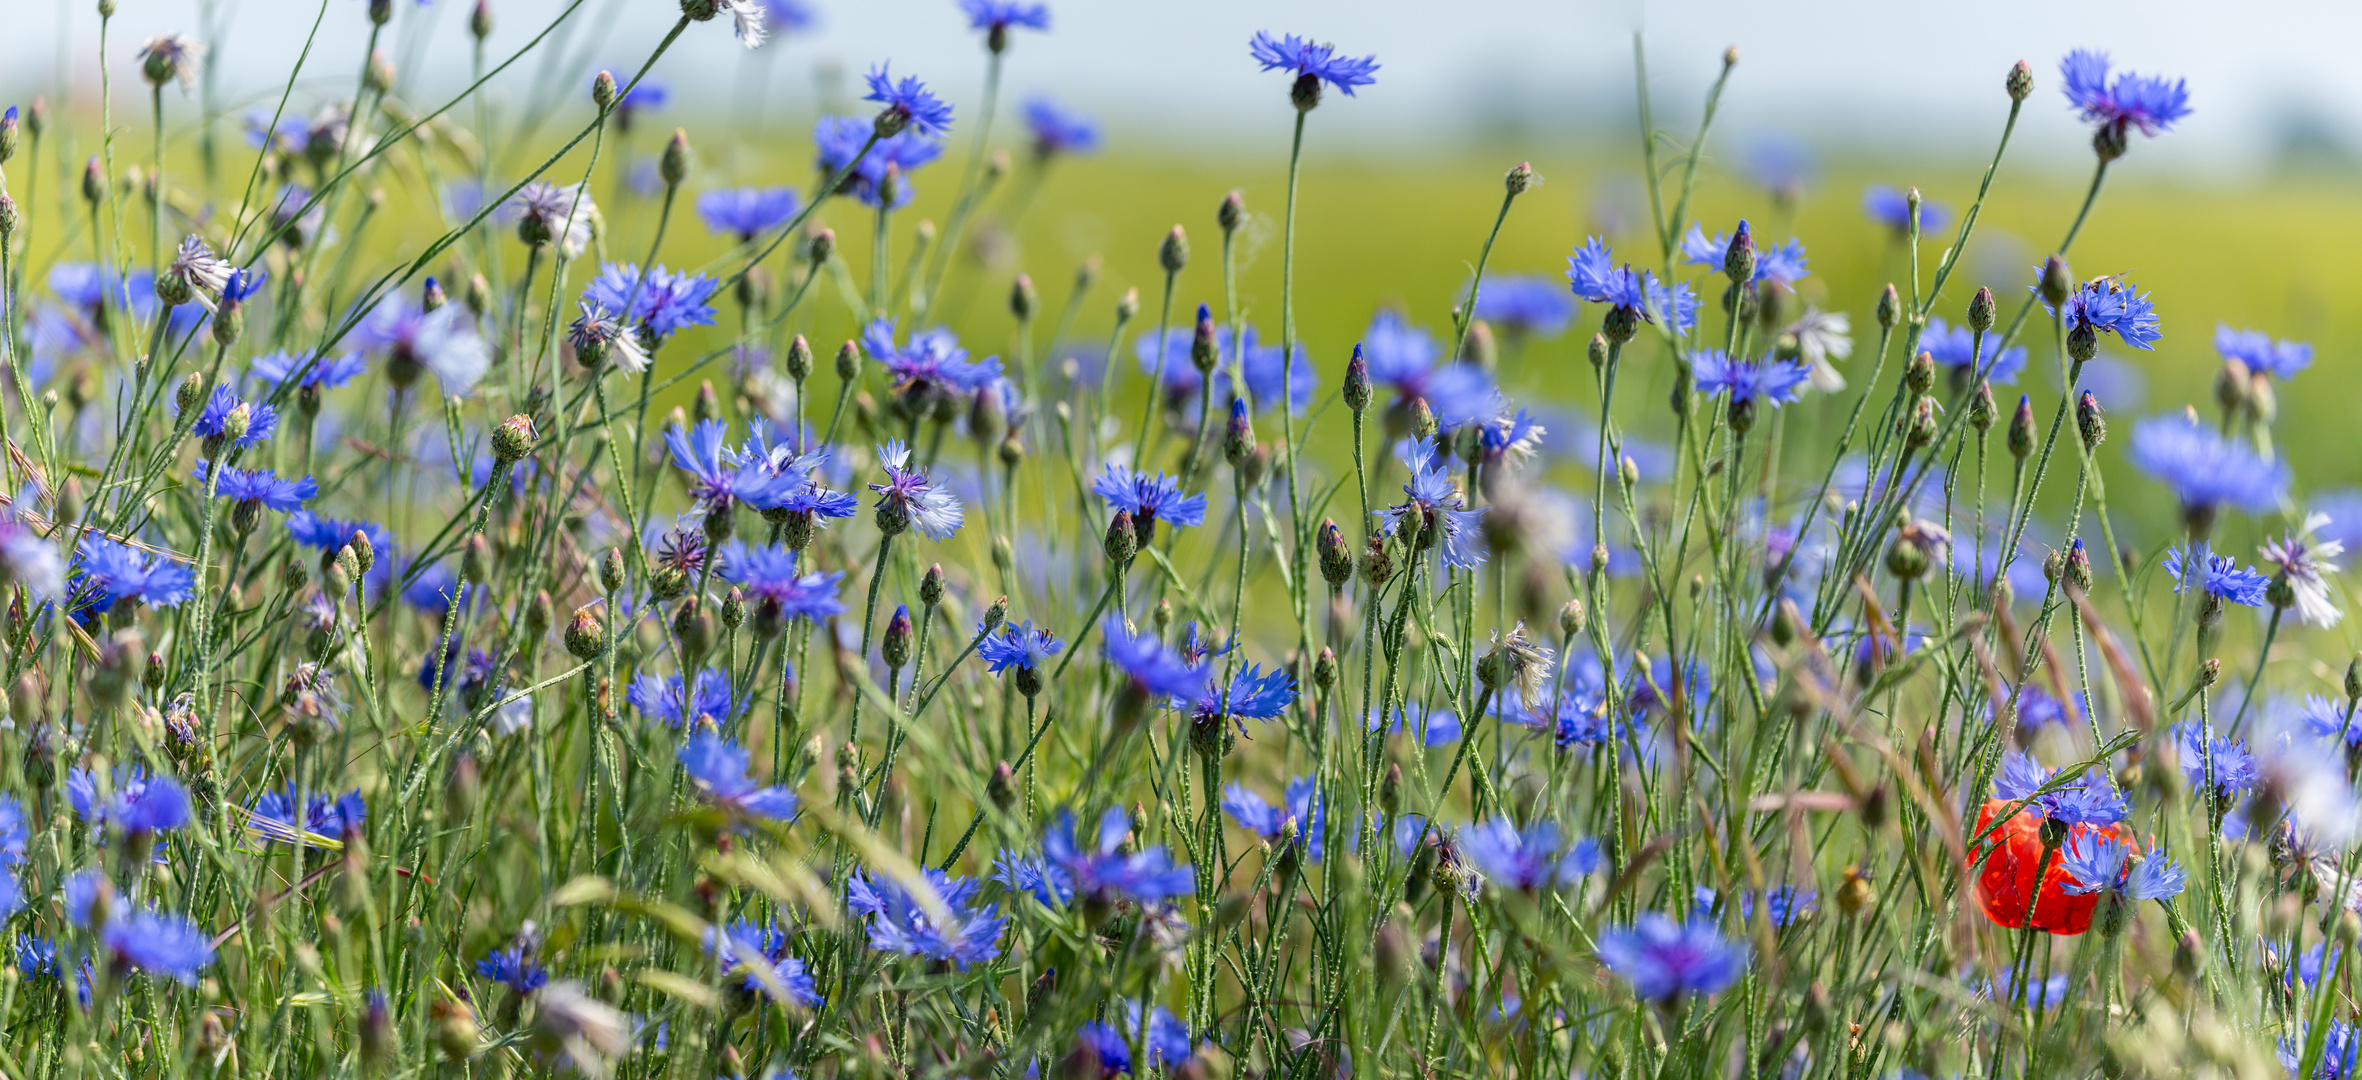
[5,0,2358,178]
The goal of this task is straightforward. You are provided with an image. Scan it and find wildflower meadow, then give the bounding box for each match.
[0,1,2357,1078]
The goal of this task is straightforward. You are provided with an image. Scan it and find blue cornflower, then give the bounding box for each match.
[679,731,801,823]
[1042,806,1193,907]
[695,187,802,242]
[353,293,492,396]
[1472,275,1574,338]
[846,869,1009,969]
[1473,408,1547,470]
[100,909,214,985]
[286,512,390,555]
[1357,311,1497,429]
[1458,818,1602,891]
[1022,96,1098,158]
[704,921,821,1005]
[2162,543,2269,606]
[992,851,1074,908]
[762,0,816,35]
[1596,913,1748,1003]
[1678,223,1809,287]
[1740,134,1814,200]
[744,430,862,522]
[977,620,1063,674]
[75,538,197,611]
[958,0,1049,35]
[1102,616,1209,701]
[251,349,369,391]
[1187,662,1297,727]
[415,644,495,700]
[715,541,847,623]
[1567,237,1699,336]
[2172,723,2259,799]
[668,419,793,513]
[1921,316,2028,384]
[2058,830,2186,901]
[628,668,736,729]
[606,76,668,130]
[475,945,548,995]
[863,64,954,137]
[1247,32,1379,98]
[583,263,720,342]
[1992,752,2129,827]
[2282,1021,2362,1079]
[1092,464,1208,542]
[2037,274,2161,350]
[813,116,944,208]
[195,461,316,511]
[1694,885,1817,928]
[2215,324,2311,380]
[2060,49,2191,143]
[1691,350,1811,406]
[2299,694,2362,747]
[249,786,367,844]
[1861,184,1951,235]
[1131,322,1315,416]
[864,318,1003,402]
[870,440,965,540]
[2129,414,2288,521]
[182,385,279,450]
[1221,777,1324,862]
[1377,437,1488,569]
[1076,1002,1195,1074]
[0,797,23,869]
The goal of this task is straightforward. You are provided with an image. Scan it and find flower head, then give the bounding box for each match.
[1041,806,1193,906]
[2171,723,2258,800]
[2037,274,2161,350]
[251,349,369,391]
[715,541,847,622]
[2162,543,2269,606]
[1101,616,1208,700]
[67,766,192,836]
[869,440,965,540]
[1378,437,1488,569]
[1922,316,2028,384]
[1567,237,1698,335]
[813,116,944,208]
[628,669,736,729]
[862,64,954,137]
[566,303,652,374]
[183,384,280,451]
[249,786,367,844]
[958,0,1049,35]
[704,921,820,1004]
[100,910,214,985]
[1692,350,1811,406]
[1459,818,1601,891]
[475,944,548,995]
[137,35,206,91]
[2128,413,2288,522]
[1679,223,1809,287]
[1596,914,1748,1003]
[2260,513,2346,627]
[1472,276,1575,338]
[1092,465,1207,542]
[1356,310,1497,429]
[2215,324,2311,380]
[196,461,316,512]
[1248,32,1379,97]
[508,181,596,257]
[353,294,491,396]
[667,419,793,513]
[74,537,197,612]
[583,263,720,342]
[864,318,1002,404]
[1992,753,2129,827]
[846,868,1008,968]
[695,187,801,242]
[1022,96,1099,158]
[2057,830,2185,901]
[1076,1002,1196,1075]
[2060,49,2191,141]
[1861,184,1950,235]
[679,731,800,823]
[1221,777,1323,862]
[978,620,1063,674]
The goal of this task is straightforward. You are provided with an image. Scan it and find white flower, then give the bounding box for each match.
[1784,308,1852,392]
[2260,512,2345,627]
[724,0,768,48]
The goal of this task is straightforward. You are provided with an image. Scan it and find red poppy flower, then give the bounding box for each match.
[1968,798,2136,936]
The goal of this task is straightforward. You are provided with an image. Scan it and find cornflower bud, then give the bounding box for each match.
[600,549,627,595]
[1905,351,1935,395]
[1218,190,1244,234]
[988,762,1017,810]
[982,595,1008,634]
[2346,651,2362,704]
[1104,510,1138,567]
[1115,287,1140,324]
[1159,225,1188,274]
[1505,160,1537,194]
[2007,395,2036,459]
[1903,396,1937,450]
[1462,320,1496,372]
[1360,534,1393,588]
[1876,284,1899,330]
[1967,286,1996,333]
[809,227,836,264]
[1189,304,1218,374]
[591,71,620,112]
[81,155,105,208]
[1723,219,1755,284]
[2065,540,2094,593]
[0,107,17,165]
[1010,273,1036,320]
[660,129,693,187]
[564,605,606,660]
[1313,647,1337,693]
[881,605,913,671]
[1587,333,1609,371]
[2040,256,2073,308]
[2006,59,2034,101]
[675,596,715,666]
[1317,519,1352,588]
[1968,381,1996,432]
[1342,345,1372,413]
[367,0,393,25]
[1223,398,1256,469]
[366,50,395,95]
[493,414,537,465]
[0,195,16,240]
[1409,398,1438,441]
[2076,392,2106,451]
[470,0,494,40]
[836,339,861,380]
